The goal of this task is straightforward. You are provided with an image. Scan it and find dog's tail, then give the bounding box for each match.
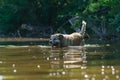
[80,20,86,37]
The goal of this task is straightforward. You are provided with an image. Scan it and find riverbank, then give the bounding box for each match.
[0,38,49,45]
[0,38,49,42]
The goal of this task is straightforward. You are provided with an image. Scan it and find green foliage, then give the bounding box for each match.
[70,18,82,29]
[109,13,120,32]
[88,3,100,13]
[0,0,120,37]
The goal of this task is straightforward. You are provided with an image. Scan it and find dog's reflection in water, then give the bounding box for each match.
[49,46,87,69]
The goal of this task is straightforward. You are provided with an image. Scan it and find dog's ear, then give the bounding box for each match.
[58,34,64,40]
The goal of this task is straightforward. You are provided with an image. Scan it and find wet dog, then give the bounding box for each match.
[49,21,87,47]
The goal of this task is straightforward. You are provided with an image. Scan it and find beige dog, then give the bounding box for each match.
[49,21,87,47]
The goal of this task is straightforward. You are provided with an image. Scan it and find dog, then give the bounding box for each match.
[49,21,87,47]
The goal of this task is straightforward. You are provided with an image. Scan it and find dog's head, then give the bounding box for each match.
[49,34,64,47]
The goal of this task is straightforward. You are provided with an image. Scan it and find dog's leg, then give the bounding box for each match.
[80,39,85,46]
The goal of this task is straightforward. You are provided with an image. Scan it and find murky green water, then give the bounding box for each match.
[0,43,120,80]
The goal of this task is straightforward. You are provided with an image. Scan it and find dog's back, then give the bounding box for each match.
[62,32,83,46]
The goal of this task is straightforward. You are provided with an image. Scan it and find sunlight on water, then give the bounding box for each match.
[0,44,120,80]
[0,76,3,80]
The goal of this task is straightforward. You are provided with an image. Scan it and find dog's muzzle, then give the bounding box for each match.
[49,40,59,47]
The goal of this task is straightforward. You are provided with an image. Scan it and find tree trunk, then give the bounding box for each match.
[87,20,107,39]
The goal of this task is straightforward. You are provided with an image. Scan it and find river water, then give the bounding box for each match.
[0,41,120,80]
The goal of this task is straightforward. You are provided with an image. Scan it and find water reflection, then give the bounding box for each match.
[0,76,3,80]
[49,46,87,69]
[0,44,120,80]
